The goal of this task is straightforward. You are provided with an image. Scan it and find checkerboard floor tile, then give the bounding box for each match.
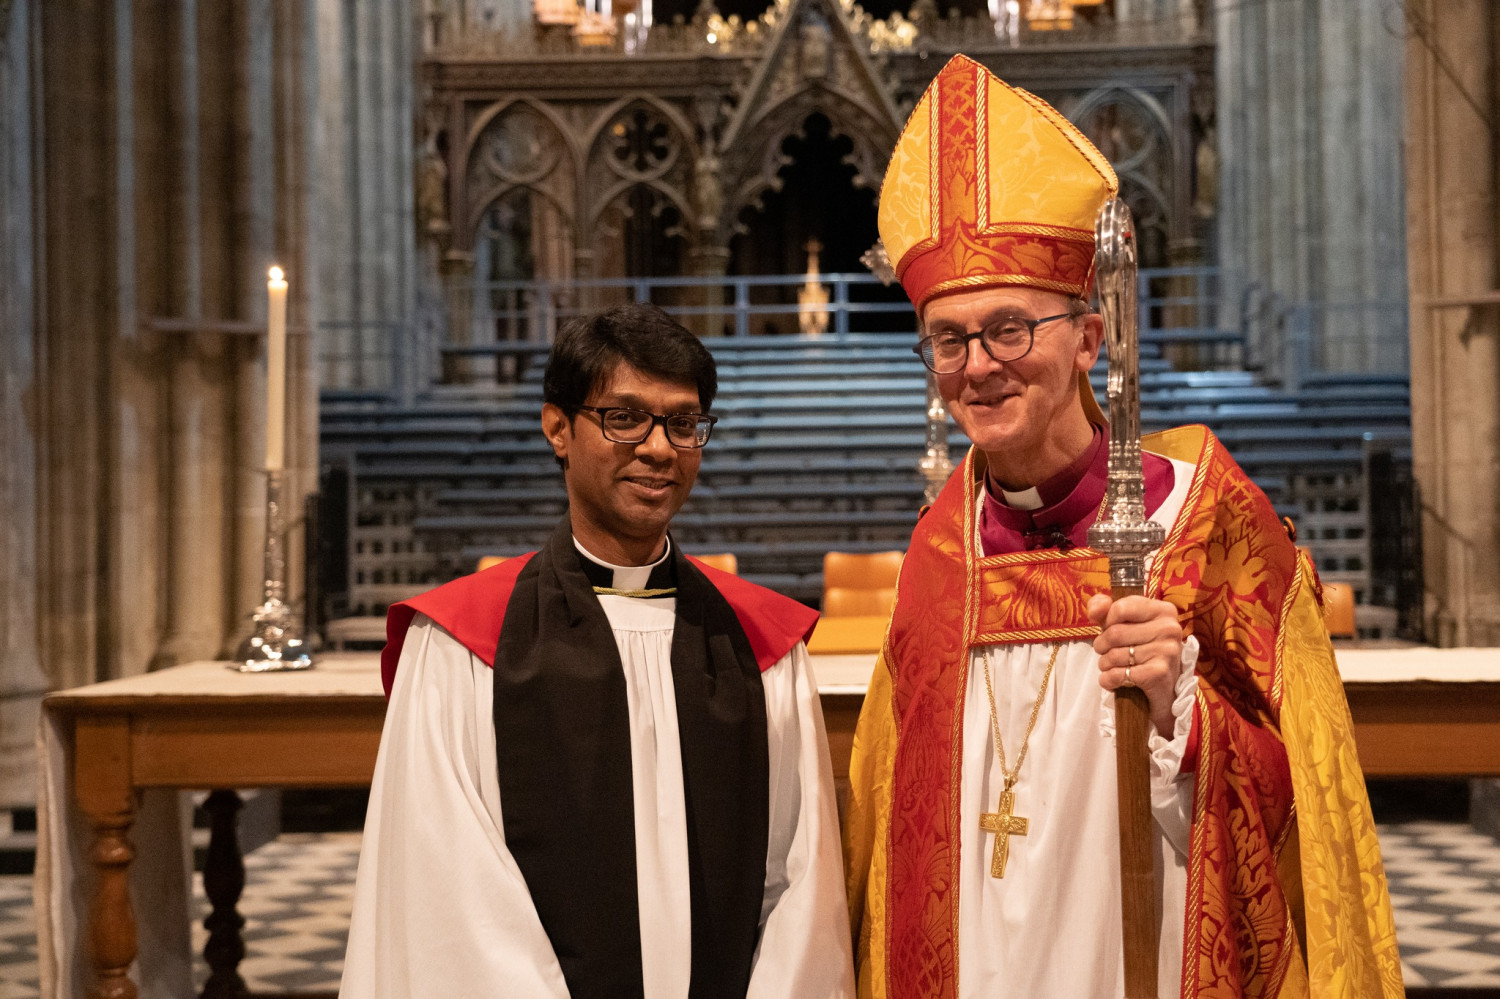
[187,832,360,994]
[0,832,359,999]
[5,822,1500,995]
[1382,823,1500,988]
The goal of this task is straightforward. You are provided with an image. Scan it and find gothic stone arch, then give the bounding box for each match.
[716,88,897,248]
[459,97,581,258]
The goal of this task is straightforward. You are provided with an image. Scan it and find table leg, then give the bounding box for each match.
[75,716,138,999]
[201,790,248,999]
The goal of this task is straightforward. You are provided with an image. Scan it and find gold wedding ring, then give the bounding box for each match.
[1124,665,1134,687]
[1127,645,1136,667]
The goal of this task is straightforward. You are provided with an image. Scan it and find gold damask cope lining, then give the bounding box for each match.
[1277,554,1405,998]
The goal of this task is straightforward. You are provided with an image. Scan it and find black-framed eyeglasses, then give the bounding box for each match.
[913,313,1075,374]
[576,405,719,448]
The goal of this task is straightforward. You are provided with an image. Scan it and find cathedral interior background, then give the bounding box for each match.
[6,1,1500,994]
[3,0,1498,836]
[327,0,1413,633]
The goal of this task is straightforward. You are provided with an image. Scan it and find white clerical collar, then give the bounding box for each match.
[573,536,672,591]
[999,486,1044,511]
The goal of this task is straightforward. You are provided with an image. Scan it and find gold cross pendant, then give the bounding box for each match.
[979,788,1029,878]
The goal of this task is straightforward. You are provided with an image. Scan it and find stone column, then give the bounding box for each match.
[1404,0,1500,646]
[1215,0,1407,377]
[20,0,329,693]
[0,0,52,807]
[310,0,416,393]
[5,0,406,803]
[1313,0,1407,370]
[36,0,119,694]
[153,0,232,668]
[688,244,731,338]
[280,0,320,615]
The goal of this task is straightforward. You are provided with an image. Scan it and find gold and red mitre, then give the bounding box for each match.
[878,54,1118,314]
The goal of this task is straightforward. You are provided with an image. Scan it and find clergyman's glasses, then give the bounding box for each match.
[577,405,718,448]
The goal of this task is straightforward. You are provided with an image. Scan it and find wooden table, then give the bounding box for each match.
[39,646,1500,998]
[39,657,387,999]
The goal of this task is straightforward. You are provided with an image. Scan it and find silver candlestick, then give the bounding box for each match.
[232,469,315,672]
[919,371,954,506]
[859,240,953,505]
[1087,198,1165,587]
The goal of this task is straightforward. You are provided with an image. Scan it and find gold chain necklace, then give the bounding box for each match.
[978,642,1061,878]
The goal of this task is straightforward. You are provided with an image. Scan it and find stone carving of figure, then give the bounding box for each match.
[1194,123,1218,219]
[692,150,723,231]
[418,105,451,238]
[418,139,450,236]
[800,14,832,79]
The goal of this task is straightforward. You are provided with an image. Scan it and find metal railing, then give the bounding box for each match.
[1276,301,1410,390]
[456,272,914,341]
[1134,266,1242,368]
[316,269,1411,396]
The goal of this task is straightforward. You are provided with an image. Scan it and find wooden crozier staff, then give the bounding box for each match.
[1086,198,1164,999]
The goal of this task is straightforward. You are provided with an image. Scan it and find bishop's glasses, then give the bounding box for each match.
[914,313,1075,374]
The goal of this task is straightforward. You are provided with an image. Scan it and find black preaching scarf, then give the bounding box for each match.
[493,517,770,999]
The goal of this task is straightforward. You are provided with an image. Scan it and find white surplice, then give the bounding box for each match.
[341,549,854,998]
[955,454,1199,999]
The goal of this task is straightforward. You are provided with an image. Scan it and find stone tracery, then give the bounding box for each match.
[423,0,1210,291]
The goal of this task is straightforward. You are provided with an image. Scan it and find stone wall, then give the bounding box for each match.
[1404,0,1500,647]
[0,0,414,807]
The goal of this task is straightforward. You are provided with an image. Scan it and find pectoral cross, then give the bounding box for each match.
[980,788,1029,878]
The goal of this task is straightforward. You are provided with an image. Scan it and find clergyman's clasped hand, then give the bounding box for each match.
[1086,593,1185,739]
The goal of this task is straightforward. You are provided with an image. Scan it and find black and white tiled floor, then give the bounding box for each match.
[1384,823,1500,988]
[3,823,1500,996]
[0,832,359,998]
[190,832,360,994]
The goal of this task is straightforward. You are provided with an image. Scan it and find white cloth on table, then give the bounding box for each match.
[35,715,194,999]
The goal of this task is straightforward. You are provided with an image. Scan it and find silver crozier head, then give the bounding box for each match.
[1086,198,1164,591]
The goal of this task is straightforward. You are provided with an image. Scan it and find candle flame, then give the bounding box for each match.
[268,265,285,283]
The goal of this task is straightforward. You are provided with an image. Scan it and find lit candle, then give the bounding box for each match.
[266,266,288,472]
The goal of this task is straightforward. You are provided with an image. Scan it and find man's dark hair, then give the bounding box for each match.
[544,303,717,413]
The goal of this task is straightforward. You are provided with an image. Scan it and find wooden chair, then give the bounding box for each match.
[1295,543,1356,640]
[822,550,904,618]
[324,615,391,651]
[691,552,738,575]
[1322,581,1356,639]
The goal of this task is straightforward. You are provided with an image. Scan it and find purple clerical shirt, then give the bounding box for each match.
[978,425,1176,556]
